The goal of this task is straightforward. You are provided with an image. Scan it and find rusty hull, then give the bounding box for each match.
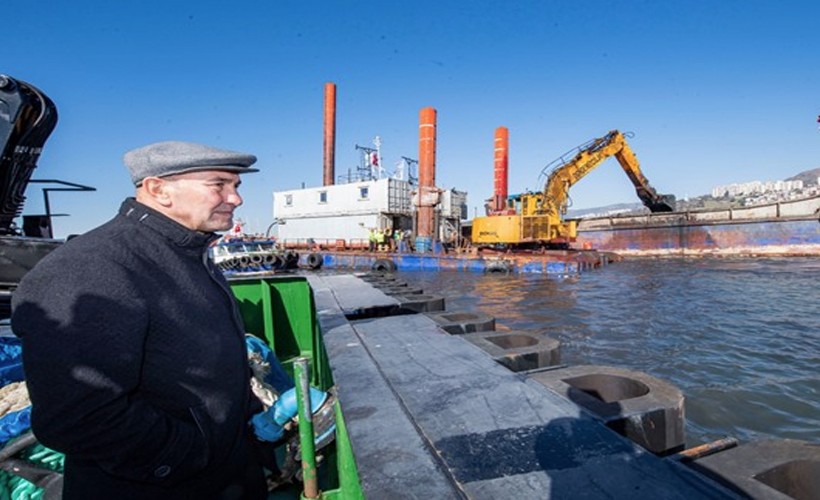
[575,201,820,257]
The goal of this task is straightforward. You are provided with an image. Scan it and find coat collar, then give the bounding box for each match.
[119,198,219,248]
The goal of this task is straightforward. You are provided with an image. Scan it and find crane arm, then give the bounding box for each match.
[541,130,674,217]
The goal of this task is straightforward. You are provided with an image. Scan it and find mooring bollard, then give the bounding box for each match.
[529,364,686,455]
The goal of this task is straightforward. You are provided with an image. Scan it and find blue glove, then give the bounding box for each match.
[251,410,285,442]
[245,334,272,358]
[245,334,296,394]
[274,386,329,421]
[251,387,329,442]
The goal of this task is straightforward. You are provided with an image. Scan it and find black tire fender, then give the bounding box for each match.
[371,258,396,273]
[306,253,323,270]
[484,260,512,274]
[270,254,285,270]
[285,251,300,268]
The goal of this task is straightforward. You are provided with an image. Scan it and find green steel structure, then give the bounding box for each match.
[230,276,364,500]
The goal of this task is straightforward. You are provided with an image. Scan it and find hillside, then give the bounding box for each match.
[567,167,820,218]
[786,167,820,186]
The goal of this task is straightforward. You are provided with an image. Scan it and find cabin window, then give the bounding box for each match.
[359,187,369,200]
[319,191,327,203]
[285,194,293,206]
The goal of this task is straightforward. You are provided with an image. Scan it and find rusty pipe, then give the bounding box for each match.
[416,107,437,242]
[668,437,739,463]
[493,126,509,212]
[418,107,436,189]
[323,82,336,186]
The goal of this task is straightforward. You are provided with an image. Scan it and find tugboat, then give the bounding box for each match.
[209,221,303,274]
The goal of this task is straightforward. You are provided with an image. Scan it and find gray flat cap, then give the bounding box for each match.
[124,141,259,186]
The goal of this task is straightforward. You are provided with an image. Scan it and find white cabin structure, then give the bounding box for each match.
[273,178,467,248]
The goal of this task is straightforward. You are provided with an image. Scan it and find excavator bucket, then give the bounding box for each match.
[636,187,676,212]
[653,193,676,212]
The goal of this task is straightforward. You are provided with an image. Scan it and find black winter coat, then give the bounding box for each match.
[11,199,265,499]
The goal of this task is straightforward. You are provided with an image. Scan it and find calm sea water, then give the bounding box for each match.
[396,257,820,447]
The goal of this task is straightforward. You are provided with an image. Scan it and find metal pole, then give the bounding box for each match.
[294,358,319,498]
[42,190,51,223]
[668,437,738,463]
[41,189,53,237]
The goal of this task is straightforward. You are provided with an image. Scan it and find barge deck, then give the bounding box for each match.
[307,274,741,498]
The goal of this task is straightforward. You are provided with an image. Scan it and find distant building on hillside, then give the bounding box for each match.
[711,179,804,198]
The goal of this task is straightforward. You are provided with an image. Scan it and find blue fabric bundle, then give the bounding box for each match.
[0,336,24,386]
[0,336,31,447]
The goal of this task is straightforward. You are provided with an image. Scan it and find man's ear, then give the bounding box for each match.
[140,177,173,207]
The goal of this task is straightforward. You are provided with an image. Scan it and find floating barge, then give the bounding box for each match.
[311,249,617,274]
[575,195,820,257]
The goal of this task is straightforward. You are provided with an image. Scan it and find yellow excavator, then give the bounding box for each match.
[471,130,675,249]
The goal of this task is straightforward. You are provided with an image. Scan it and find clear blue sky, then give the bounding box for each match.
[6,0,820,238]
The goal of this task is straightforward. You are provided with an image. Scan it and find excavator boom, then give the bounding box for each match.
[541,130,674,217]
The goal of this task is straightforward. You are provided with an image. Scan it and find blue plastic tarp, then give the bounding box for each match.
[0,335,31,447]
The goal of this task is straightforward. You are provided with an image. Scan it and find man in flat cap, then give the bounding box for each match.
[12,141,275,499]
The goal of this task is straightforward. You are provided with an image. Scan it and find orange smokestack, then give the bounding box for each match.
[493,126,509,212]
[323,82,336,186]
[417,107,437,242]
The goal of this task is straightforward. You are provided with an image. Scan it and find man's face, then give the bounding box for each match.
[161,170,244,232]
